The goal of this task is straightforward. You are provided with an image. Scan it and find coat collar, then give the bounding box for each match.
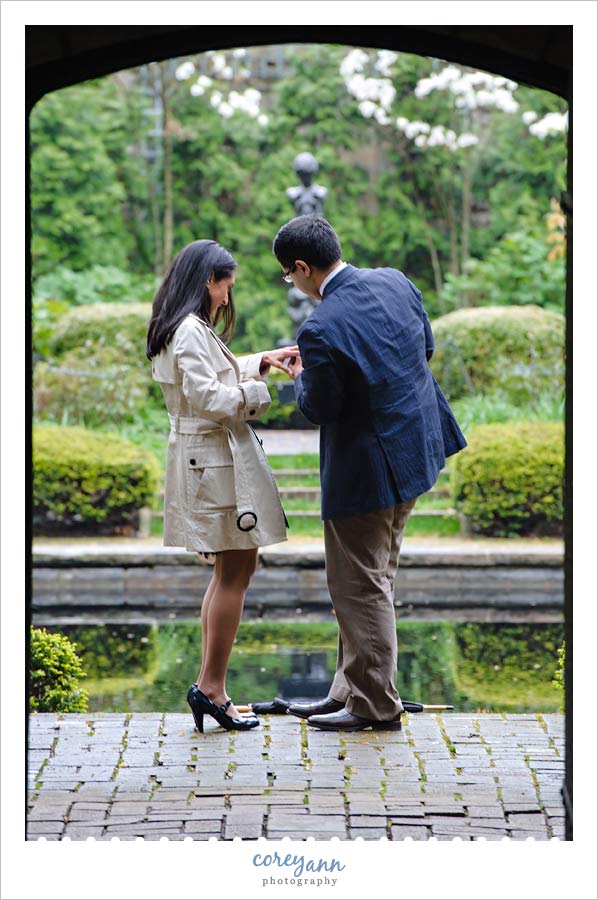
[320,264,358,299]
[188,314,239,372]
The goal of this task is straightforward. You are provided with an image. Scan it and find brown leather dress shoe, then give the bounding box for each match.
[287,697,345,719]
[307,709,402,731]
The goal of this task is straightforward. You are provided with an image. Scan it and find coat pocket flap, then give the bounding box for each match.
[186,438,233,468]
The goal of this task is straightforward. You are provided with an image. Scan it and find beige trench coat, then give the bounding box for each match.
[151,313,288,553]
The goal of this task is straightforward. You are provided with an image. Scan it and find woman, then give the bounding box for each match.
[146,240,298,733]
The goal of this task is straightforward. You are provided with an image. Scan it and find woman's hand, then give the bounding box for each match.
[259,345,300,376]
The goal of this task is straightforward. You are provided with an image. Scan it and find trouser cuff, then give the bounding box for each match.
[345,694,403,720]
[330,684,350,704]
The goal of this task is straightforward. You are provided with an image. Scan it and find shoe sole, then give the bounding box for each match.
[308,720,402,732]
[288,706,345,720]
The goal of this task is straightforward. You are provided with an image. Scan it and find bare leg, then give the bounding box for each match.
[197,548,258,718]
[196,565,218,686]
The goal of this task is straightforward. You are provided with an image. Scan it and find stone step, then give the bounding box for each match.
[31,563,564,617]
[32,541,565,569]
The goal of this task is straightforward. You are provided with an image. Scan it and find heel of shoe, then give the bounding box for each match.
[187,686,205,732]
[187,684,259,732]
[192,709,204,733]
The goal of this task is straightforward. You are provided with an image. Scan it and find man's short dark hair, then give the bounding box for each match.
[273,215,342,270]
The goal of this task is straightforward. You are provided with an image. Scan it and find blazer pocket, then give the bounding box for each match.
[369,376,419,433]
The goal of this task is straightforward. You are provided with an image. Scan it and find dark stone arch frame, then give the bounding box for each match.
[24,25,573,840]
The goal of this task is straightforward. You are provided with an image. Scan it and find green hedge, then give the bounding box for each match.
[43,302,315,427]
[430,305,565,402]
[33,425,160,533]
[47,301,152,357]
[43,300,165,415]
[34,334,149,427]
[29,627,88,713]
[452,422,564,536]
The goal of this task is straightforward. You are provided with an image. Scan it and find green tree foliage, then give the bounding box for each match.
[30,44,568,351]
[441,224,565,313]
[30,80,133,275]
[29,627,88,713]
[34,265,159,308]
[337,50,567,315]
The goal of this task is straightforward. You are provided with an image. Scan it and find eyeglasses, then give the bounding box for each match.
[282,264,297,284]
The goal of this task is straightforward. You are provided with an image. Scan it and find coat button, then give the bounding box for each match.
[190,458,196,465]
[237,511,258,532]
[249,409,256,416]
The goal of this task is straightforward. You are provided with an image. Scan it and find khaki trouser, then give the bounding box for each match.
[324,499,417,720]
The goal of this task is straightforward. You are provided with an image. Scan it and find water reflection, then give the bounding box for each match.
[49,620,564,715]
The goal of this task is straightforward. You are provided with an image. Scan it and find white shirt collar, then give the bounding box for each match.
[319,261,347,297]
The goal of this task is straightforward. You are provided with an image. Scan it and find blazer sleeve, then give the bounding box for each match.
[408,279,434,361]
[423,308,434,361]
[295,320,345,425]
[174,321,271,422]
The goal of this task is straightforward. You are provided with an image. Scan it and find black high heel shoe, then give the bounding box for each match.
[187,684,259,732]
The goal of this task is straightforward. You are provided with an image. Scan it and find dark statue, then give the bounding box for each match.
[284,152,328,338]
[286,151,328,216]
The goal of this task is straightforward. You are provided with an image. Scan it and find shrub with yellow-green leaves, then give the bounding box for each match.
[33,425,160,533]
[451,421,564,536]
[29,627,88,713]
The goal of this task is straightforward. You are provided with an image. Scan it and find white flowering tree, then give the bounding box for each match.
[124,51,272,270]
[174,49,270,127]
[340,49,568,306]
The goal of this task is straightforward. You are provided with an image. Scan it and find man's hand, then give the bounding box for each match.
[288,353,304,381]
[260,345,300,376]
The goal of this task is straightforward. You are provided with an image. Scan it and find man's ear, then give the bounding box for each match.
[296,259,310,277]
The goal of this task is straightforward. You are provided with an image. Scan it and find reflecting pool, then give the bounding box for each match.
[44,620,564,714]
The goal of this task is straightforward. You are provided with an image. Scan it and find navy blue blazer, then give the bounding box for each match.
[294,264,467,520]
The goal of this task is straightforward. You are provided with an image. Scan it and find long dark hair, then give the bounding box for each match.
[146,239,237,359]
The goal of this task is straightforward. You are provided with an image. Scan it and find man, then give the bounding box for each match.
[272,214,467,732]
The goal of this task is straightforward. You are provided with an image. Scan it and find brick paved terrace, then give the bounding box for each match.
[27,711,565,841]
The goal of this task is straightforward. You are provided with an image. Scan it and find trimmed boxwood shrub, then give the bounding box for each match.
[452,421,564,536]
[47,301,152,357]
[430,305,565,402]
[44,301,166,414]
[34,333,148,427]
[29,627,88,713]
[33,425,160,534]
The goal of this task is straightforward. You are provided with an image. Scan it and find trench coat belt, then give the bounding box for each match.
[168,414,258,533]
